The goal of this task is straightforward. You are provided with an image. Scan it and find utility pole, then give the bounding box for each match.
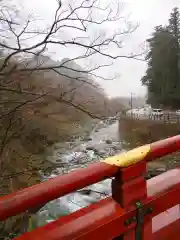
[130,92,133,110]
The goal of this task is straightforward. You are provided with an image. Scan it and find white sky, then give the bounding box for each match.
[16,0,180,98]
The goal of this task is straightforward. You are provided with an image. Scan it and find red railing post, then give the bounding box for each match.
[111,161,153,240]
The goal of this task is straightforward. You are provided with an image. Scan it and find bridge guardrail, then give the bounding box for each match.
[125,112,180,123]
[0,136,180,239]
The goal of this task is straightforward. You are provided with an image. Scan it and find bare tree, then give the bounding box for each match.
[0,0,143,187]
[0,0,142,236]
[0,0,142,73]
[0,0,141,129]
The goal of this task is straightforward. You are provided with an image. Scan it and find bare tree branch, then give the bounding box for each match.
[0,0,143,74]
[0,3,137,234]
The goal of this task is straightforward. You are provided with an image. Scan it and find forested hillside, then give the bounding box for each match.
[0,52,126,237]
[0,53,123,185]
[0,0,133,236]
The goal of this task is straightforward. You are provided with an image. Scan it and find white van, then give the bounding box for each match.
[151,109,163,117]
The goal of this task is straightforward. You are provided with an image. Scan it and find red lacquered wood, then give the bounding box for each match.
[112,175,147,208]
[112,161,151,240]
[153,218,180,240]
[147,168,180,196]
[0,162,118,221]
[148,182,180,217]
[147,134,180,161]
[0,136,179,224]
[143,220,153,240]
[152,205,180,233]
[120,161,147,182]
[14,181,180,240]
[14,197,133,240]
[147,168,180,235]
[120,176,147,207]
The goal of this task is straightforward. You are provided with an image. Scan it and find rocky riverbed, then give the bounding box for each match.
[29,120,124,228]
[29,119,172,229]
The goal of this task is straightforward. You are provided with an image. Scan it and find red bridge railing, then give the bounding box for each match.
[0,136,180,239]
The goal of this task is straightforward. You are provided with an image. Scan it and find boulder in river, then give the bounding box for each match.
[86,146,97,151]
[105,139,112,144]
[83,137,92,141]
[112,145,121,151]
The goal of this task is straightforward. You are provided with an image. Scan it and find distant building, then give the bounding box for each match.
[144,104,152,109]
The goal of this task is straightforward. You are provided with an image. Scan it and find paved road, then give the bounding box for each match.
[125,111,180,123]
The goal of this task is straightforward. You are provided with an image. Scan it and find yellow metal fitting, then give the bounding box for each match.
[101,144,151,167]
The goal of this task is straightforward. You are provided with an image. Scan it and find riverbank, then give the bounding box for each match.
[28,121,122,231]
[33,118,179,230]
[2,119,120,239]
[119,115,180,146]
[1,118,99,239]
[119,116,180,175]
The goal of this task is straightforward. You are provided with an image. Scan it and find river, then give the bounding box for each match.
[32,120,124,227]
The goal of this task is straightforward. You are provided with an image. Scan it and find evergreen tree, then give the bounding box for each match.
[168,7,180,102]
[142,8,180,108]
[168,7,180,39]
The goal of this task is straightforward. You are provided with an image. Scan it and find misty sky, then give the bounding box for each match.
[18,0,180,98]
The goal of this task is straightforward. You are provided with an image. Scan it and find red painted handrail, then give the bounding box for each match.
[0,135,180,239]
[0,135,180,220]
[14,179,180,240]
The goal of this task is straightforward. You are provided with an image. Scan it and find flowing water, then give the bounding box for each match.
[33,120,125,227]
